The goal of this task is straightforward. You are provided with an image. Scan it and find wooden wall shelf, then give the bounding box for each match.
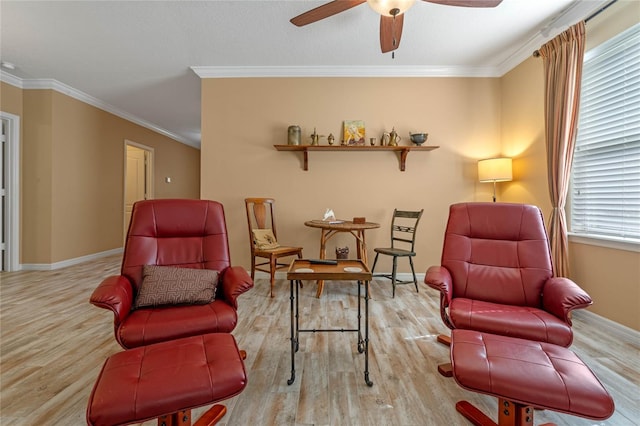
[274,145,439,171]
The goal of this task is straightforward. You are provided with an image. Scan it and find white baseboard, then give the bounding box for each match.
[20,248,124,271]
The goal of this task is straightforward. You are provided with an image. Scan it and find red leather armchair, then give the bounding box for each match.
[425,202,592,348]
[90,199,254,349]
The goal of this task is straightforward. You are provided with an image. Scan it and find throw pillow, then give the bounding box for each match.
[252,228,280,250]
[134,265,218,309]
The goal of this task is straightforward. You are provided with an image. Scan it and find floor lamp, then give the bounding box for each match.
[478,158,512,202]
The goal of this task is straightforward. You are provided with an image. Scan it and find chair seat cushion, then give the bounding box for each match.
[118,300,237,348]
[255,245,302,256]
[87,333,247,426]
[449,298,573,347]
[450,330,615,420]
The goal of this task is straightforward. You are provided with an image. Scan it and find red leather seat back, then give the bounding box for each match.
[121,199,231,290]
[442,202,553,307]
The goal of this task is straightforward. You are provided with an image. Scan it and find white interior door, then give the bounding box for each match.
[124,144,150,241]
[0,112,20,272]
[1,119,6,271]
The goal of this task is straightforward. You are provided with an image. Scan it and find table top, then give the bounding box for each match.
[304,220,380,231]
[287,259,372,281]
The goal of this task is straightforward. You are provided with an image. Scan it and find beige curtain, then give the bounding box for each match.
[538,21,586,277]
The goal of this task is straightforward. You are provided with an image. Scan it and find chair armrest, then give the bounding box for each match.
[543,277,593,325]
[219,266,254,309]
[424,266,453,307]
[89,275,134,326]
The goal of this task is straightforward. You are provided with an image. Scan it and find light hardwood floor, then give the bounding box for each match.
[1,255,638,425]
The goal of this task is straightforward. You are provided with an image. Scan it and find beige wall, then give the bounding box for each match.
[201,77,502,282]
[0,82,23,116]
[570,243,639,329]
[500,57,550,214]
[1,83,201,265]
[23,90,54,263]
[201,1,639,331]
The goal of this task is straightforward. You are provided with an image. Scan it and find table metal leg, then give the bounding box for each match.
[288,279,297,385]
[357,280,364,354]
[364,279,373,387]
[295,280,300,352]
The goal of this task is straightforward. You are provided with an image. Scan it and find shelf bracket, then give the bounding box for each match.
[399,148,409,172]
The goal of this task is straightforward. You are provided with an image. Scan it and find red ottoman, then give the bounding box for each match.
[87,333,247,426]
[450,329,614,426]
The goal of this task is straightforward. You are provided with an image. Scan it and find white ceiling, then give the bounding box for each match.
[0,0,611,147]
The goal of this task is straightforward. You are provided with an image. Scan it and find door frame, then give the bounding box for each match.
[1,111,20,271]
[123,140,154,240]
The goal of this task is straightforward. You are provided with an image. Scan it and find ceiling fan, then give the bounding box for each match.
[291,0,503,54]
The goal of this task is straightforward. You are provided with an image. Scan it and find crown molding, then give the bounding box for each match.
[0,72,199,149]
[191,65,502,79]
[494,0,611,76]
[0,71,23,88]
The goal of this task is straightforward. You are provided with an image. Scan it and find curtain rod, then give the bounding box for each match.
[532,0,618,57]
[585,0,618,23]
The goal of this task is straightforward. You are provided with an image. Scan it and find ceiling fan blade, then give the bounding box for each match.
[290,0,366,26]
[422,0,502,7]
[380,14,404,53]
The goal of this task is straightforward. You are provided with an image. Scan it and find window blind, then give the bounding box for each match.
[571,23,640,242]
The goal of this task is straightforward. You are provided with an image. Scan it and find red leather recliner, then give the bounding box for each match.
[425,202,592,348]
[90,199,254,349]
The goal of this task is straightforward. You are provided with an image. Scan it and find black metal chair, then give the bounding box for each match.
[371,209,424,298]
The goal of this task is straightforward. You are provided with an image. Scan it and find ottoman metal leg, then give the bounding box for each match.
[157,405,227,426]
[456,399,544,426]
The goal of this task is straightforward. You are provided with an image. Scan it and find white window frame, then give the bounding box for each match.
[569,23,640,253]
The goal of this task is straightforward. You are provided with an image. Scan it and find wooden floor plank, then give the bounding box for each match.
[1,255,638,425]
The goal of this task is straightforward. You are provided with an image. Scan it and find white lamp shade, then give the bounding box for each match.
[367,0,416,16]
[478,158,513,182]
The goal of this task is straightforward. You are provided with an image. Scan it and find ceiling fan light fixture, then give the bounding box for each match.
[367,0,416,17]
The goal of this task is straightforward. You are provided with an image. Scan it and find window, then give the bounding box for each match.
[571,23,640,244]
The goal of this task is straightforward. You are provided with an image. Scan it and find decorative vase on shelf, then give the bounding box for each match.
[288,125,301,145]
[388,127,401,146]
[381,132,390,146]
[310,128,319,145]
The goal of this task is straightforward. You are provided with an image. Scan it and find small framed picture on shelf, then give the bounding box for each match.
[343,120,365,145]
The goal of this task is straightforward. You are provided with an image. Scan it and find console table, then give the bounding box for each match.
[286,259,373,387]
[274,145,439,171]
